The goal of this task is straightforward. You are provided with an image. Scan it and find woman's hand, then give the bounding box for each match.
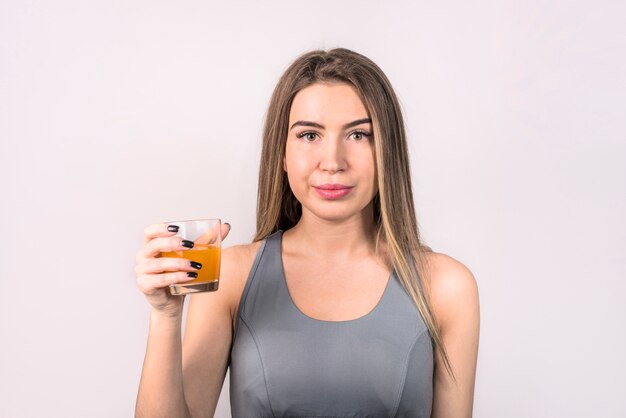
[134,222,230,318]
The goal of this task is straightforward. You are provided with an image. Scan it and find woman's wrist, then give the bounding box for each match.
[150,307,184,328]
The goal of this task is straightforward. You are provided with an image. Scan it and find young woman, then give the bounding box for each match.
[135,48,480,418]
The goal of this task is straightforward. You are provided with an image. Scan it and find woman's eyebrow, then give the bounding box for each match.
[289,118,372,131]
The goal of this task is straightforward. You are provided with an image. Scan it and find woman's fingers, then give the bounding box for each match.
[138,222,231,261]
[143,223,178,245]
[135,256,202,276]
[138,236,195,260]
[221,222,231,241]
[142,221,230,247]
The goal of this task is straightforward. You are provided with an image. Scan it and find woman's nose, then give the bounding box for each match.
[319,136,346,173]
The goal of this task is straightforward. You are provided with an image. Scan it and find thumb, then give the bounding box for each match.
[221,222,232,241]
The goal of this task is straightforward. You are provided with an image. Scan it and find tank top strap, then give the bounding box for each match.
[233,230,285,337]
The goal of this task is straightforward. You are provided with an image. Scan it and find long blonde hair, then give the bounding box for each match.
[254,48,454,379]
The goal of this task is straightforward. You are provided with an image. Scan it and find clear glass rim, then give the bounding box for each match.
[164,218,221,224]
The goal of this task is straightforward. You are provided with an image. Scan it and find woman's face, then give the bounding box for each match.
[285,82,377,224]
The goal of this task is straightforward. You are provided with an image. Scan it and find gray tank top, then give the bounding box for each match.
[229,230,433,417]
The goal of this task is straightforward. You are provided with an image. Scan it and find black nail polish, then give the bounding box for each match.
[225,222,231,230]
[167,225,179,233]
[187,272,198,278]
[181,240,194,248]
[190,261,202,270]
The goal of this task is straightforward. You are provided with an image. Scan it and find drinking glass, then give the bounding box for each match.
[160,218,222,295]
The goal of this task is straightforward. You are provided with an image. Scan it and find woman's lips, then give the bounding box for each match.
[313,184,354,199]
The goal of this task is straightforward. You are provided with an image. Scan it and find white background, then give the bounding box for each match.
[1,1,625,417]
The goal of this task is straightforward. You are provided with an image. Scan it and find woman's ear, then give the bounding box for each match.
[283,156,287,172]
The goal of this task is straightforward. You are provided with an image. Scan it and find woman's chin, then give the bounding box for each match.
[302,204,372,225]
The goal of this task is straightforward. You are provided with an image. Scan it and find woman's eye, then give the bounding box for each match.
[350,131,371,141]
[296,132,318,142]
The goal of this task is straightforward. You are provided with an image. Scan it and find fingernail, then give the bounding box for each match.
[225,222,231,230]
[182,240,194,248]
[167,225,179,233]
[187,272,198,278]
[190,261,202,270]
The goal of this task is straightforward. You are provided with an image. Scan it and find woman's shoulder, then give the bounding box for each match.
[423,251,479,325]
[424,251,477,287]
[213,241,265,325]
[223,240,264,261]
[222,241,264,285]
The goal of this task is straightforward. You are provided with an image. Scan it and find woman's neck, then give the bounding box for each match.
[284,208,378,262]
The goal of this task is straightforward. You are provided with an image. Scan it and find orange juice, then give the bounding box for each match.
[160,244,221,284]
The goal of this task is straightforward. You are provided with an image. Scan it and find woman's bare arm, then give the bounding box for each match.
[428,253,480,418]
[136,311,192,418]
[135,240,254,418]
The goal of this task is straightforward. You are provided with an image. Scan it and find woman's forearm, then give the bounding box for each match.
[135,310,191,418]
